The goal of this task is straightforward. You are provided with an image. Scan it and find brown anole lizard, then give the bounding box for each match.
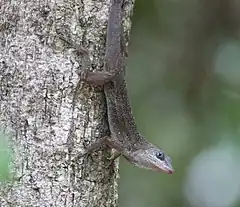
[80,0,174,174]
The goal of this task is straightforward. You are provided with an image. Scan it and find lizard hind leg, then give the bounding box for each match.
[80,70,115,86]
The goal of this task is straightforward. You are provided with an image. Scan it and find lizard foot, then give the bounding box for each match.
[106,151,121,168]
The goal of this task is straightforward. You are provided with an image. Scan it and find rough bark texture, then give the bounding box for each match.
[0,0,134,206]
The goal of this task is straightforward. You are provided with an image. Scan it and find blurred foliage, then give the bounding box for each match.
[119,0,240,207]
[0,130,11,181]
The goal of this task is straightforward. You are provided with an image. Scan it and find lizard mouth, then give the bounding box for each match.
[155,166,174,174]
[167,169,174,174]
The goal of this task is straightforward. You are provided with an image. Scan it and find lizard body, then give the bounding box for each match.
[80,0,174,174]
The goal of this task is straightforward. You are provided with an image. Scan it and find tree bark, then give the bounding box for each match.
[0,0,134,206]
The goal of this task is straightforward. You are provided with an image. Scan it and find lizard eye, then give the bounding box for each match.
[156,151,165,161]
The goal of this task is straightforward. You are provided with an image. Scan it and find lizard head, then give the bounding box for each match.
[125,147,174,174]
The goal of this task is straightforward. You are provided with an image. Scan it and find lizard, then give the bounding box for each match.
[79,0,174,174]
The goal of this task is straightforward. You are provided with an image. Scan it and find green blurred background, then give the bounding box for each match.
[0,131,11,182]
[120,0,240,207]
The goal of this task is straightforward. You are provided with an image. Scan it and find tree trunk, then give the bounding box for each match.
[0,0,134,206]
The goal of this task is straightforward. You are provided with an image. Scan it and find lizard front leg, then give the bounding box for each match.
[83,136,109,155]
[82,136,121,167]
[74,136,119,161]
[72,136,109,162]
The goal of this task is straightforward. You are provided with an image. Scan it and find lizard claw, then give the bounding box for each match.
[106,151,121,168]
[106,154,115,160]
